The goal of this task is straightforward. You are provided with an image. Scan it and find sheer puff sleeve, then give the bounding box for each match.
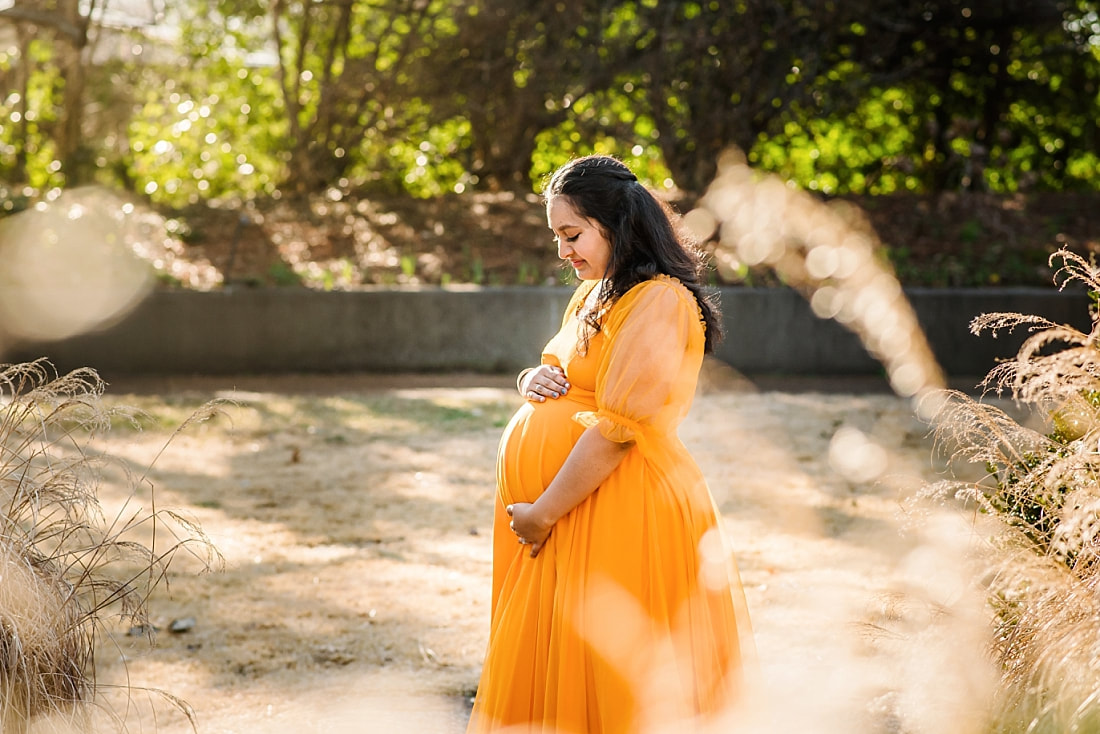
[572,276,704,444]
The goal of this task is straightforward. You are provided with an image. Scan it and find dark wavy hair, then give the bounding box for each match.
[544,155,723,353]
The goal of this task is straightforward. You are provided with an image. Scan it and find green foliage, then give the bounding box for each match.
[2,0,1098,214]
[530,94,671,192]
[959,219,982,244]
[466,251,485,285]
[399,254,416,278]
[125,69,285,206]
[751,87,924,195]
[357,115,474,197]
[0,40,64,192]
[267,260,302,286]
[985,449,1073,555]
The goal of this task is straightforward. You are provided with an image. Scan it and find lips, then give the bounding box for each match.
[570,260,585,269]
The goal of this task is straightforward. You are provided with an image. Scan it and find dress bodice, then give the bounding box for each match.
[538,276,706,447]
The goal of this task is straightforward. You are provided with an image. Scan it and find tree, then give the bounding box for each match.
[0,1,95,184]
[628,0,863,194]
[264,0,456,194]
[415,0,645,190]
[670,0,1100,195]
[0,0,163,187]
[851,0,1100,191]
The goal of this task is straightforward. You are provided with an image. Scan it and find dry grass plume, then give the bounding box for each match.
[0,359,222,733]
[916,250,1100,732]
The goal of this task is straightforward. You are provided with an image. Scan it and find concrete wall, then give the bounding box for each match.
[2,286,1091,378]
[717,287,1094,376]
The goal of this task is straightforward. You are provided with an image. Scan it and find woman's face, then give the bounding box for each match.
[547,197,612,281]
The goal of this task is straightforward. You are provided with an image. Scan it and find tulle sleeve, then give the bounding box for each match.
[573,278,702,443]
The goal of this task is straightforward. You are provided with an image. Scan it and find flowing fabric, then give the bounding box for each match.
[468,275,753,734]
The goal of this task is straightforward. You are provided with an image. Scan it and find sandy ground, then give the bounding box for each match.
[49,365,1003,734]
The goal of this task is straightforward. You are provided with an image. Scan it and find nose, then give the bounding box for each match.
[557,239,572,260]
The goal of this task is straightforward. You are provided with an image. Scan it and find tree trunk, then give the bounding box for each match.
[54,0,91,185]
[13,24,31,183]
[471,126,541,192]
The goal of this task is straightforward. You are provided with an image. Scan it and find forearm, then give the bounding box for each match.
[532,427,631,527]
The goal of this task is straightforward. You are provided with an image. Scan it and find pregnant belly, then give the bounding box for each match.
[496,394,590,506]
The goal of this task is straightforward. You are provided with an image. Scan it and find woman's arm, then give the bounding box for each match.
[508,427,631,557]
[510,282,695,557]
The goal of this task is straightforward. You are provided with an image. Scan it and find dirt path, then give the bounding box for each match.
[68,367,994,734]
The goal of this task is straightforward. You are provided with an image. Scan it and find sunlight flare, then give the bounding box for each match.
[0,190,152,346]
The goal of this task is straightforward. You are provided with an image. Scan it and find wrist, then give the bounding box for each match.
[530,497,559,530]
[516,367,534,395]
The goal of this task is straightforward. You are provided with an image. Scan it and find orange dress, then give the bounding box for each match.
[468,276,753,734]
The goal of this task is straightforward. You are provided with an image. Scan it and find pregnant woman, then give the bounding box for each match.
[467,155,753,734]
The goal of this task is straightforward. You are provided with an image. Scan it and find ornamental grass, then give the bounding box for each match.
[0,359,221,733]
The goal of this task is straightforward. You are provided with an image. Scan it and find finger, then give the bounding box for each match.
[529,542,542,558]
[506,504,514,516]
[539,380,567,397]
[509,521,515,533]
